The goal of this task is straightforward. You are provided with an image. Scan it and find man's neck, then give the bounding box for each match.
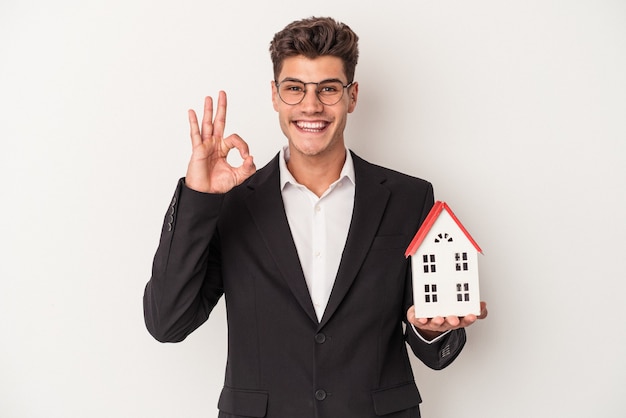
[287,148,347,197]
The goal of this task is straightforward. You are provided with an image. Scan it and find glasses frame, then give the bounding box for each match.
[275,78,355,106]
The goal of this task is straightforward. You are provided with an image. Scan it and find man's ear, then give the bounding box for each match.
[348,81,359,113]
[271,80,279,111]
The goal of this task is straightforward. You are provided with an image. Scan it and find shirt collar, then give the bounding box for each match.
[279,146,356,191]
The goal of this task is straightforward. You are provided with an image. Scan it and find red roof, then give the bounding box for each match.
[405,201,482,258]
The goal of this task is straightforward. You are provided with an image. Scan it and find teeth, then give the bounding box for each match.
[297,121,327,130]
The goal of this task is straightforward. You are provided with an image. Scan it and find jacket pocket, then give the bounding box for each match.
[218,386,268,417]
[371,381,422,416]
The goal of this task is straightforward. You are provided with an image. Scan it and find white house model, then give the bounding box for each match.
[405,201,482,318]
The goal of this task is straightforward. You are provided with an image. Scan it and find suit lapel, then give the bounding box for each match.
[319,153,390,329]
[245,156,319,324]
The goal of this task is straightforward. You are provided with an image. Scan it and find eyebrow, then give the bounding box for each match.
[278,77,346,84]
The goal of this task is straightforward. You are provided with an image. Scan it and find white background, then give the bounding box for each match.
[1,1,625,417]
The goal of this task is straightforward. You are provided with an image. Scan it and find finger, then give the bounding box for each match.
[448,316,461,328]
[201,96,214,140]
[212,91,227,139]
[413,317,428,326]
[406,307,414,324]
[478,301,489,319]
[459,314,477,327]
[243,155,257,172]
[430,316,445,327]
[230,155,256,186]
[188,109,202,148]
[407,306,427,326]
[223,134,251,158]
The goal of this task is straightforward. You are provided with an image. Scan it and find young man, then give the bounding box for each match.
[144,17,487,418]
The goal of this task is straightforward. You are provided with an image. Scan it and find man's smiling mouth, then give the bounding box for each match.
[295,121,329,133]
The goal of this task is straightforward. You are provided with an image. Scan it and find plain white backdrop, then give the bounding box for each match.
[1,1,624,417]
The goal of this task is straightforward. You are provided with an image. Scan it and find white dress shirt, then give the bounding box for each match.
[280,146,355,321]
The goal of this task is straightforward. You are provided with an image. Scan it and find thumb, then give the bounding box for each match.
[235,156,256,184]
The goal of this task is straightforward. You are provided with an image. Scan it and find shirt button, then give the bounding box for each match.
[314,333,326,344]
[315,390,327,401]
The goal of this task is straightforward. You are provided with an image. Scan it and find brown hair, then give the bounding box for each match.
[269,17,359,82]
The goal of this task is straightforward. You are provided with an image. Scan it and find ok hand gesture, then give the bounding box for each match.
[185,92,256,193]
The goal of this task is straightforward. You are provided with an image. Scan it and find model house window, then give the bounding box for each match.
[455,252,469,271]
[424,284,438,303]
[422,254,436,273]
[434,233,453,243]
[456,283,470,302]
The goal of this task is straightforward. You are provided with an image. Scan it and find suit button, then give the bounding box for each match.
[314,333,326,344]
[315,390,327,401]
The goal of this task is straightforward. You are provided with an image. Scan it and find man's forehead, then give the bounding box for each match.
[278,55,347,81]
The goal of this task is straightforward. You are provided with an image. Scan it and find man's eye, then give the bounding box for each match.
[320,86,338,93]
[285,85,304,92]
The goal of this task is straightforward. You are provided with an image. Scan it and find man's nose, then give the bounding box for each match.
[300,85,325,110]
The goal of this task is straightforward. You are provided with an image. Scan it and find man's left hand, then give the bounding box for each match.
[407,301,488,340]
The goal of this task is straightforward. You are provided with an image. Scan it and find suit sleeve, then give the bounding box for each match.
[403,182,467,369]
[143,178,225,343]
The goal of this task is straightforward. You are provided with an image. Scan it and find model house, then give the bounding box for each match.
[405,201,482,318]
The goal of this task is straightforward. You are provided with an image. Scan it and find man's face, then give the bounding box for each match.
[272,55,358,161]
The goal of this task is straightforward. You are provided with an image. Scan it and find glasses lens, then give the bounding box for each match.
[317,81,345,105]
[278,81,305,105]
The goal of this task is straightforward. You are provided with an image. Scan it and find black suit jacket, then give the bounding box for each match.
[144,152,466,418]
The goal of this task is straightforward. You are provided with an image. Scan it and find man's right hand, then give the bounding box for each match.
[185,91,256,193]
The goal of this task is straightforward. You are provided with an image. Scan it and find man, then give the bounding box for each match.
[144,17,487,418]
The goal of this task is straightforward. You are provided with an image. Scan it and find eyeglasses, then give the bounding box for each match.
[275,78,354,106]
